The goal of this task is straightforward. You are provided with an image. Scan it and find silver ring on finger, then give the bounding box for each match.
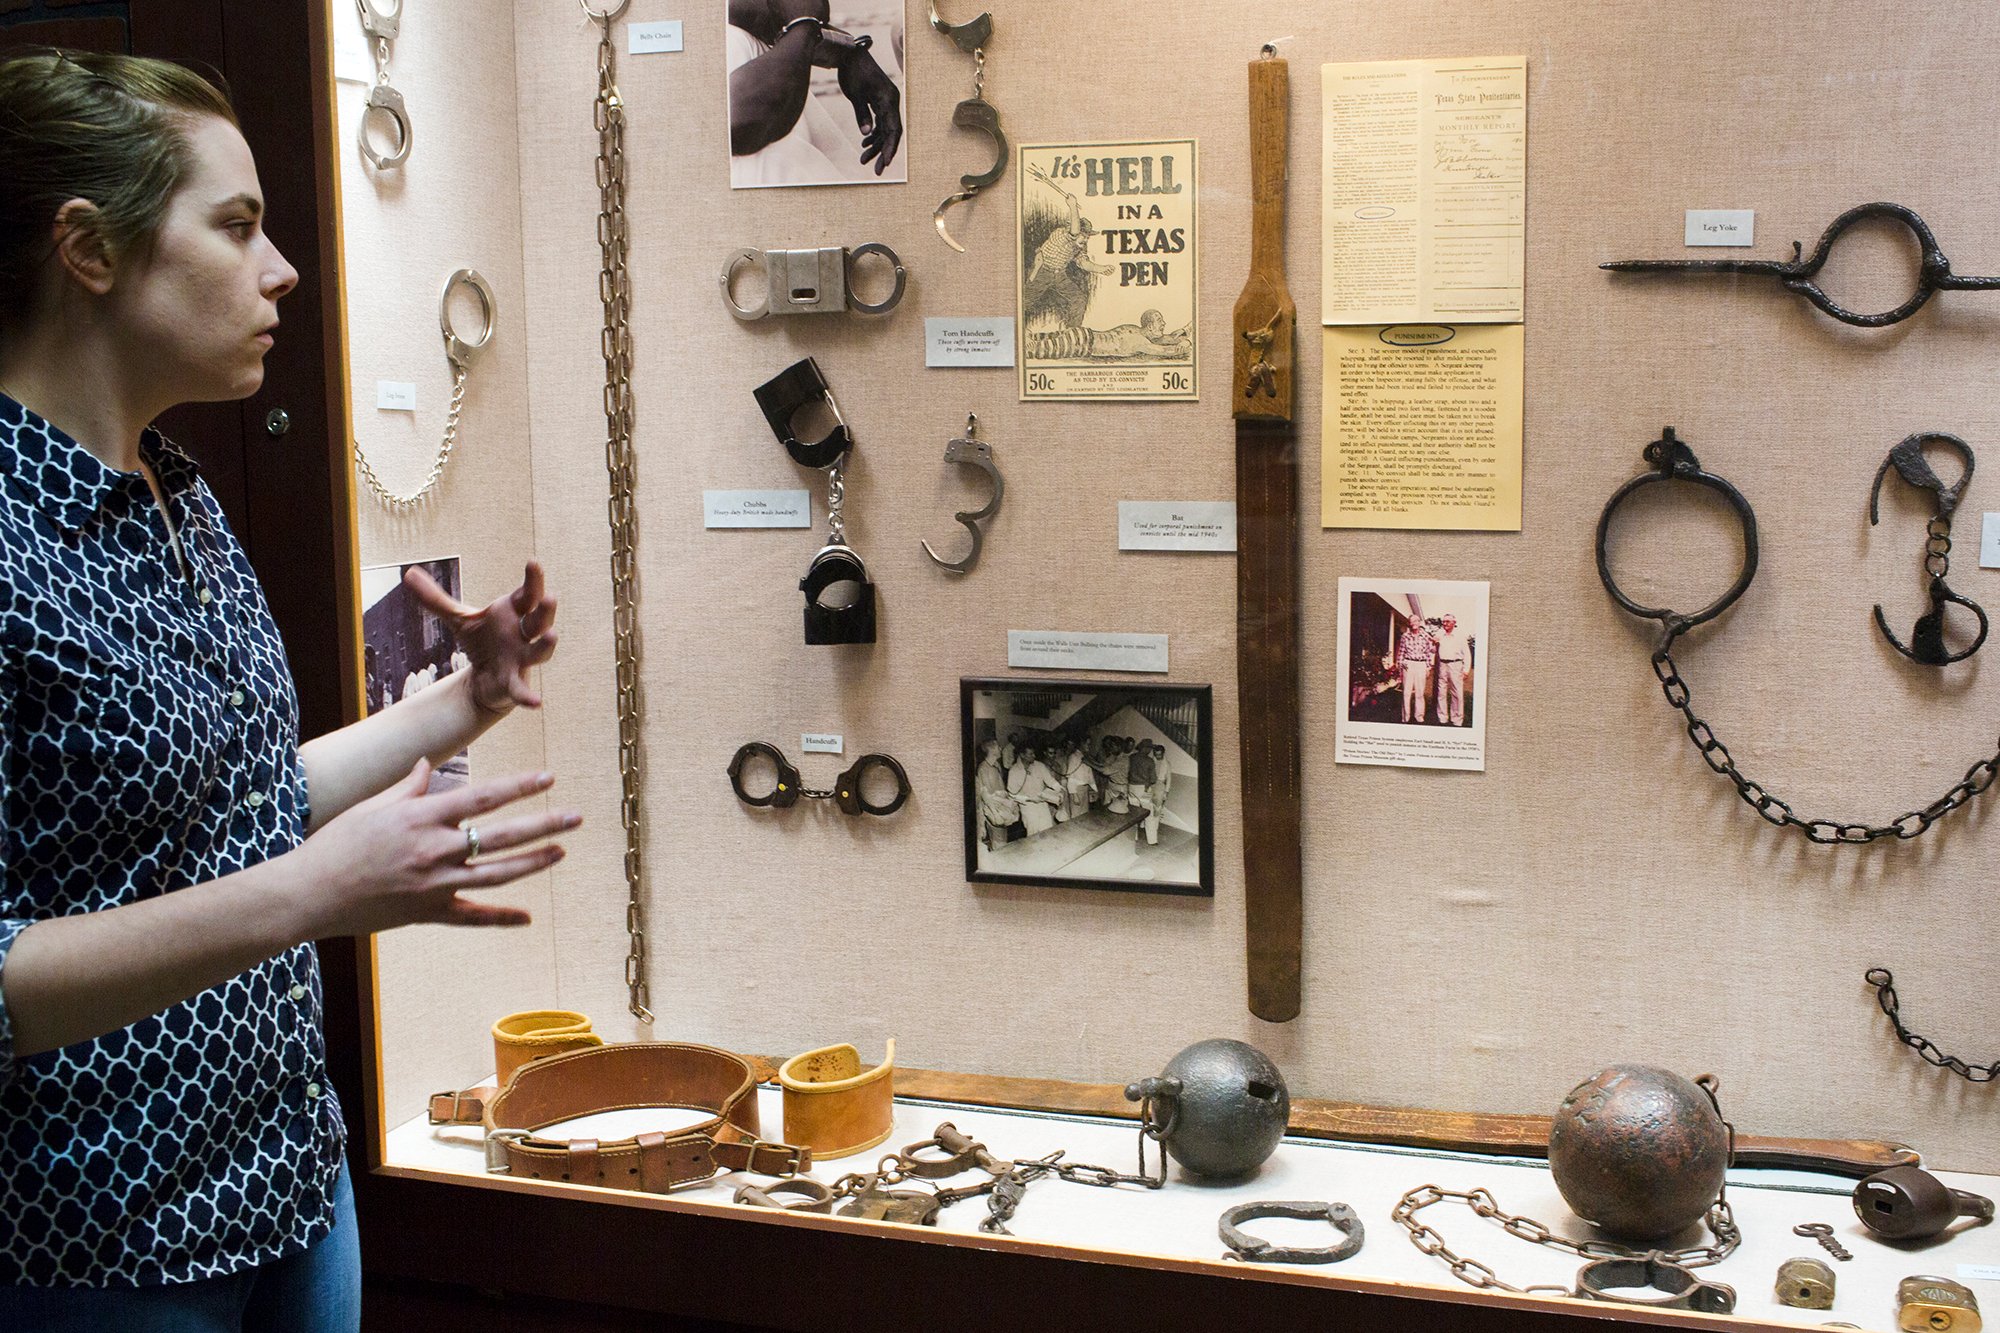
[463,824,481,861]
[518,620,535,643]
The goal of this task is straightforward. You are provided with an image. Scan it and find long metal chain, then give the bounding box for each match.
[1866,967,1998,1082]
[353,364,466,509]
[1650,625,2000,844]
[1392,1185,1741,1295]
[591,9,652,1022]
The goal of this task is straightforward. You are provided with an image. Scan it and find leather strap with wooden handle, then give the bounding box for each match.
[1233,44,1303,1022]
[895,1066,1921,1179]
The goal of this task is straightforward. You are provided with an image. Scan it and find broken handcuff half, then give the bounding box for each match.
[921,413,1003,574]
[728,742,910,818]
[1219,1201,1364,1265]
[1869,432,1987,665]
[928,1,1006,252]
[1603,201,2000,329]
[754,358,876,644]
[723,244,905,319]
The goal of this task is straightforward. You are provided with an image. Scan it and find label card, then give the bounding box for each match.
[1008,630,1169,674]
[801,733,843,755]
[703,489,811,529]
[1961,1264,2000,1284]
[926,317,1016,368]
[629,20,684,54]
[1982,512,2000,568]
[332,6,373,84]
[376,381,417,412]
[1118,501,1236,551]
[1685,210,1755,247]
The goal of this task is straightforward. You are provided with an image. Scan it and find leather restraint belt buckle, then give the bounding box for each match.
[1219,1200,1365,1265]
[1575,1254,1737,1315]
[779,1040,896,1159]
[433,1042,810,1194]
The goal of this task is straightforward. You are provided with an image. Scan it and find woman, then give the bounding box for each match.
[0,51,572,1329]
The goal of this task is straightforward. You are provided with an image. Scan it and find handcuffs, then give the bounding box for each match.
[920,413,1003,574]
[1219,1201,1365,1265]
[928,1,1007,252]
[1603,201,2000,328]
[1868,432,1987,665]
[728,742,910,817]
[723,244,906,319]
[754,359,877,644]
[355,0,411,169]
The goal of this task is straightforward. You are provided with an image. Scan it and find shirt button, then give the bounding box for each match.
[289,983,307,1001]
[229,689,246,707]
[306,1081,322,1099]
[245,791,266,808]
[197,587,213,604]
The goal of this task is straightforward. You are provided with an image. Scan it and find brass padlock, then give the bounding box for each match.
[1898,1275,1981,1333]
[1776,1257,1836,1310]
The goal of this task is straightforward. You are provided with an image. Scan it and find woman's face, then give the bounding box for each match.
[108,115,297,404]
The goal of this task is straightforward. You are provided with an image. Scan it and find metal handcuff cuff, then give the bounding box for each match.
[352,268,495,509]
[728,742,909,818]
[354,0,411,169]
[722,243,905,319]
[755,358,877,644]
[1868,433,1987,666]
[1603,202,2000,328]
[1597,426,2000,844]
[1220,1201,1365,1265]
[921,413,1003,574]
[928,1,1007,252]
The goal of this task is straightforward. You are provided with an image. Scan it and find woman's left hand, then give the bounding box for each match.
[403,560,559,717]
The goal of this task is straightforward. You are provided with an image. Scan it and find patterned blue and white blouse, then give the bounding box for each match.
[0,394,345,1287]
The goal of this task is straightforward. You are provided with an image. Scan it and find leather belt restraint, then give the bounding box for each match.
[779,1041,896,1159]
[754,358,877,644]
[491,1010,602,1086]
[433,1043,809,1193]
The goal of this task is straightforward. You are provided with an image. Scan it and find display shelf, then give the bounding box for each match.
[382,1083,1999,1332]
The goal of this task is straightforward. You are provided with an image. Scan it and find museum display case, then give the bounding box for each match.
[318,1,2000,1327]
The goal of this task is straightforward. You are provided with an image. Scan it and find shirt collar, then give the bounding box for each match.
[0,392,203,533]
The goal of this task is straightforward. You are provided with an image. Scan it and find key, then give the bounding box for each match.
[1793,1222,1854,1261]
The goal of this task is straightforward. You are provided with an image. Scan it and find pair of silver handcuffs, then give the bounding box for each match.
[754,359,875,644]
[355,0,410,169]
[722,244,906,320]
[929,2,1007,252]
[727,742,910,818]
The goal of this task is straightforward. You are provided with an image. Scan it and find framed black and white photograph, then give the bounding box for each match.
[961,678,1213,896]
[726,1,907,188]
[361,557,470,792]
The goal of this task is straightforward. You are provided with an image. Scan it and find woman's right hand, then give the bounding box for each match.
[289,759,579,938]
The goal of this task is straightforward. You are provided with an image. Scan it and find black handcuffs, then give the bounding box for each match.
[727,742,910,817]
[754,358,877,645]
[1218,1201,1365,1265]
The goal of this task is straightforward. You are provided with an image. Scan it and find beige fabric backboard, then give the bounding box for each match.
[334,0,2000,1169]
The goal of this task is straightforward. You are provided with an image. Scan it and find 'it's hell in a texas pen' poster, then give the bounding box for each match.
[1018,139,1198,401]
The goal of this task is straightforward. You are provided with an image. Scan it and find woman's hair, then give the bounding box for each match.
[0,49,236,336]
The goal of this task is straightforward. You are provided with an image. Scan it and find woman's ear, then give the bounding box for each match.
[51,199,117,297]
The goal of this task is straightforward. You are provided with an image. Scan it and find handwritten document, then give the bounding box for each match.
[1321,324,1523,531]
[1321,57,1526,325]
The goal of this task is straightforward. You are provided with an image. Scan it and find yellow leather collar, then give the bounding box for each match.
[779,1040,895,1159]
[491,1009,603,1085]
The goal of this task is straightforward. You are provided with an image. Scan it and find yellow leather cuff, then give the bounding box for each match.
[492,1009,603,1085]
[779,1040,895,1160]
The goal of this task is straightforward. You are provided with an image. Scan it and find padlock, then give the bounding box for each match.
[1776,1257,1836,1310]
[1898,1275,1982,1333]
[1855,1165,1996,1241]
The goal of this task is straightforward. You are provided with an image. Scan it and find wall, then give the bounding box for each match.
[339,0,1998,1168]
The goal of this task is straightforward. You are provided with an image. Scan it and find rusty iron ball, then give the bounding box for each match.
[1547,1064,1730,1241]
